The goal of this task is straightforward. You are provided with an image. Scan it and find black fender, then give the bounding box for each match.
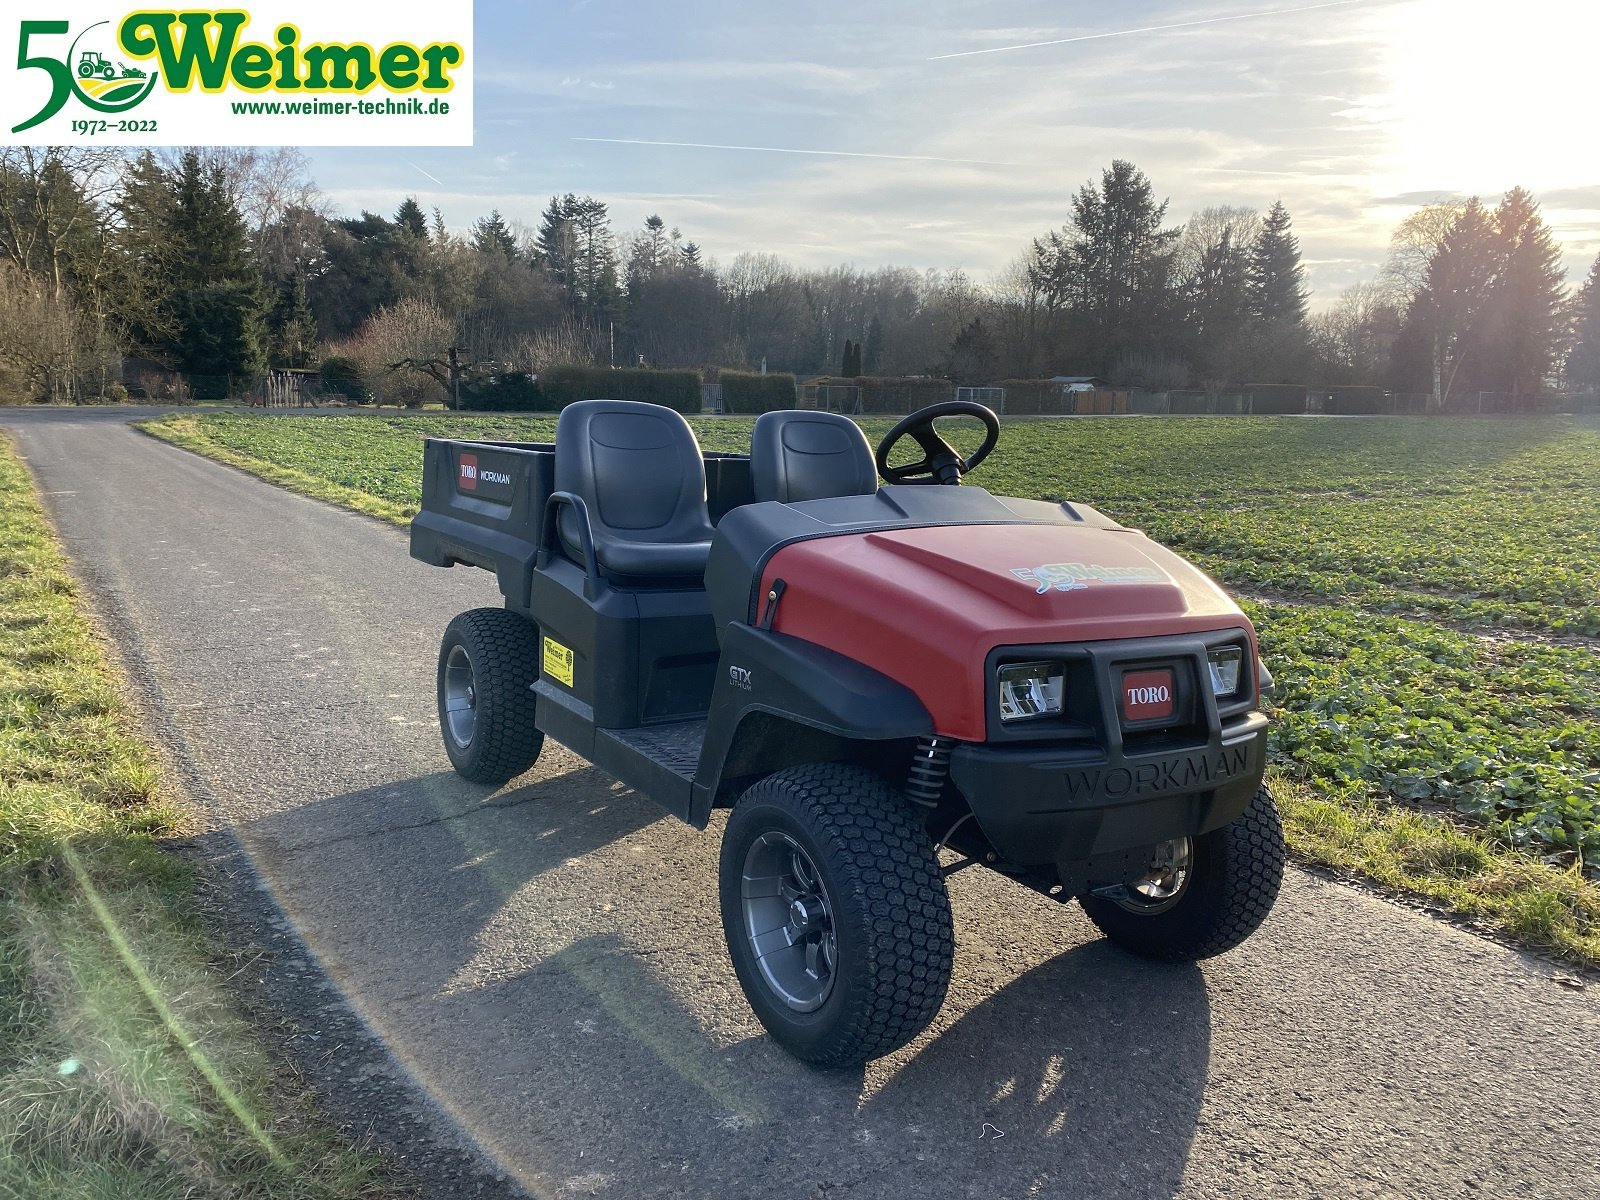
[688,623,933,826]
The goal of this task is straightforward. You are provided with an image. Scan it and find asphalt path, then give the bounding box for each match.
[5,405,1598,1200]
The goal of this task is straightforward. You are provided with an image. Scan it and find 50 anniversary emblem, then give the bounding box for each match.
[5,4,473,146]
[13,20,160,132]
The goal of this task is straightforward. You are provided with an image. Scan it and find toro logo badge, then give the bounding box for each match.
[457,452,478,490]
[4,4,473,146]
[1123,669,1176,722]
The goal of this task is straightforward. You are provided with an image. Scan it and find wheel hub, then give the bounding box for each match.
[442,644,478,748]
[1110,837,1194,914]
[740,832,837,1012]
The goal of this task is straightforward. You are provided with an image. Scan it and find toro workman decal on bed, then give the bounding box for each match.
[1010,562,1167,595]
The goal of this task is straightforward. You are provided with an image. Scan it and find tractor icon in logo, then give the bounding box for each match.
[77,51,147,82]
[67,23,158,111]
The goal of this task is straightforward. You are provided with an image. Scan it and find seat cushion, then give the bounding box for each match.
[751,410,878,503]
[596,537,713,580]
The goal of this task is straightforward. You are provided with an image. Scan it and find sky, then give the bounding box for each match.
[306,0,1600,307]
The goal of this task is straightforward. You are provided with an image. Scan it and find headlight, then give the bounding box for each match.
[1207,646,1244,696]
[998,661,1064,722]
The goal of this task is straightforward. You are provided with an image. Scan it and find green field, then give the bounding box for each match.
[143,413,1600,962]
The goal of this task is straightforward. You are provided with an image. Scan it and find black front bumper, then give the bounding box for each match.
[948,633,1269,868]
[949,714,1267,866]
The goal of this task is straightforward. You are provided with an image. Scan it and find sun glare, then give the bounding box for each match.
[1371,0,1599,196]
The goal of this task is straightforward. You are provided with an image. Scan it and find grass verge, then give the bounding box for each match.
[134,412,1600,968]
[141,415,417,525]
[0,434,402,1198]
[1273,775,1599,964]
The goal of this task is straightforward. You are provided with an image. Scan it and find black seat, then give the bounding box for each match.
[750,410,878,504]
[554,400,715,582]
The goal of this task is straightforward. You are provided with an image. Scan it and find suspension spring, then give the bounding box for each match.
[905,735,952,809]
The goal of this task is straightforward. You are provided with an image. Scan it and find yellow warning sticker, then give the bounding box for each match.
[542,636,575,688]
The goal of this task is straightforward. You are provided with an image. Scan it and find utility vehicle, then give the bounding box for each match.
[411,399,1285,1066]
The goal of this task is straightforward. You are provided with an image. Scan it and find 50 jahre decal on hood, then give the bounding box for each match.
[1010,562,1168,594]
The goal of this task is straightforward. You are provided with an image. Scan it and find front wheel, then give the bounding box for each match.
[719,764,954,1067]
[1078,784,1286,961]
[436,608,544,786]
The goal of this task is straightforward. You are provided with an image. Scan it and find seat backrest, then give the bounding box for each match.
[750,409,878,504]
[554,400,713,550]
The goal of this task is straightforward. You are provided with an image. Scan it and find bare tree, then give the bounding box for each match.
[0,147,123,304]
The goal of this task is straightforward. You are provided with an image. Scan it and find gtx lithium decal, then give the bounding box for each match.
[3,4,473,146]
[1010,562,1167,595]
[542,637,574,688]
[728,666,753,691]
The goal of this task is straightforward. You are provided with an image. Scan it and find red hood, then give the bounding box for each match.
[763,523,1253,741]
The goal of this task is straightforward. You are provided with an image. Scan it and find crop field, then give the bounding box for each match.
[144,412,1600,959]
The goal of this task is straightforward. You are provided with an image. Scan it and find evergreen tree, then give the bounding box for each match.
[863,314,884,375]
[471,208,518,259]
[1568,254,1600,393]
[161,150,266,386]
[112,149,178,352]
[1481,187,1566,402]
[1396,198,1499,405]
[267,273,317,368]
[537,194,577,289]
[680,241,702,270]
[1178,209,1257,385]
[942,318,998,385]
[537,194,619,326]
[625,214,686,297]
[1246,200,1309,381]
[1035,161,1180,376]
[840,338,856,377]
[1247,201,1308,325]
[395,196,428,240]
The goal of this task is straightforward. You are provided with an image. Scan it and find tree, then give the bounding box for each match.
[471,209,518,260]
[1309,282,1403,386]
[1033,160,1181,378]
[1479,187,1565,402]
[160,150,267,386]
[941,318,998,385]
[1174,206,1259,386]
[1246,200,1309,381]
[395,196,428,240]
[863,314,884,375]
[1384,201,1468,299]
[1568,254,1600,393]
[267,273,317,368]
[1395,198,1499,406]
[840,338,857,377]
[626,214,675,288]
[537,193,620,328]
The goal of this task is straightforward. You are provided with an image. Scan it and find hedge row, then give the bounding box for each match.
[1324,386,1386,415]
[537,366,703,414]
[1245,385,1309,415]
[721,371,798,414]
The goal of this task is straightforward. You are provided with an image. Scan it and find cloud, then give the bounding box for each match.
[927,0,1382,61]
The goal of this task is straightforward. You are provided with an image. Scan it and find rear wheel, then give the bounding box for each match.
[1078,784,1285,961]
[436,608,544,786]
[719,764,953,1067]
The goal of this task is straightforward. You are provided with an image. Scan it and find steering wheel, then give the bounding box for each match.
[875,400,1001,485]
